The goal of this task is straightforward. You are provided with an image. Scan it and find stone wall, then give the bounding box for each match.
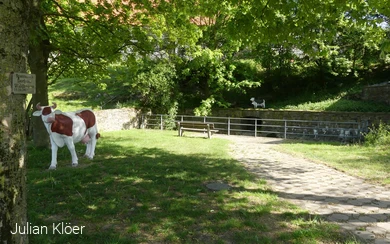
[94,108,142,132]
[194,109,390,140]
[206,109,390,125]
[362,82,390,105]
[94,108,390,133]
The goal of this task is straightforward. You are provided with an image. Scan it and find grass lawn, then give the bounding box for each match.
[27,130,357,243]
[277,140,390,185]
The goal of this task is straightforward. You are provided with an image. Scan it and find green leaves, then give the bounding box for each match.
[178,48,261,115]
[194,96,216,116]
[34,0,390,114]
[380,40,390,59]
[134,60,179,113]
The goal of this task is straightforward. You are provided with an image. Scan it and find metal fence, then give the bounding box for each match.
[139,114,366,142]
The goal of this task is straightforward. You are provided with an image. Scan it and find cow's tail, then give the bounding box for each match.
[96,133,101,139]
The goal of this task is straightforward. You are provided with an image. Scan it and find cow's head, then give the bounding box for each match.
[32,102,57,123]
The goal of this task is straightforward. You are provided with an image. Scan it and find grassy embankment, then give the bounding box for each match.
[47,77,390,112]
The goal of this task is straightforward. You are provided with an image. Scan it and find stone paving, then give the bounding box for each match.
[219,134,390,244]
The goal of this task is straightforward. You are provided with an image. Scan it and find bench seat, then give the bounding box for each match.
[177,121,219,139]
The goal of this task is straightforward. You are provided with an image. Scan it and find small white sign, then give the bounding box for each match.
[12,73,36,94]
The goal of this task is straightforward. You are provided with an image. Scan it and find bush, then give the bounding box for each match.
[364,122,390,147]
[164,101,179,130]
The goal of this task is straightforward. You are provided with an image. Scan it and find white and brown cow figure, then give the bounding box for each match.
[33,102,100,170]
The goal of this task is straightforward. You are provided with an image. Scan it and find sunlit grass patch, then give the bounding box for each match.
[277,140,390,185]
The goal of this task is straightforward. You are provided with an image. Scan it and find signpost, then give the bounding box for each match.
[11,72,36,94]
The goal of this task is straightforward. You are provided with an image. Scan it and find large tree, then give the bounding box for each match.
[29,0,160,147]
[0,0,31,243]
[27,0,390,122]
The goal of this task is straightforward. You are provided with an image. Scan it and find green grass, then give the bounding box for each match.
[280,97,390,112]
[277,140,390,185]
[48,77,138,111]
[27,130,357,243]
[271,90,390,112]
[48,78,97,110]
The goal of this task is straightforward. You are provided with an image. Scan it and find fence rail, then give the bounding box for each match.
[140,114,366,141]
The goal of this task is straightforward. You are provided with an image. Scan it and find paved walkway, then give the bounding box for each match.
[219,135,390,244]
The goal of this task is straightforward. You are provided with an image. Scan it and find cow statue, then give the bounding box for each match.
[33,102,100,170]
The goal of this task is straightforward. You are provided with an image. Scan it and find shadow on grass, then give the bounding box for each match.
[26,133,355,244]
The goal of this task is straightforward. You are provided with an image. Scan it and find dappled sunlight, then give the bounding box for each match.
[32,177,57,186]
[27,130,357,243]
[87,205,98,211]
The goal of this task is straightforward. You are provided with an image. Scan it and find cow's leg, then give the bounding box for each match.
[65,139,78,167]
[85,126,98,159]
[84,142,92,158]
[86,135,97,159]
[49,138,58,170]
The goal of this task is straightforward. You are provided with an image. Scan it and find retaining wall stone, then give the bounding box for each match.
[94,108,390,132]
[208,109,390,126]
[362,82,390,105]
[94,108,142,132]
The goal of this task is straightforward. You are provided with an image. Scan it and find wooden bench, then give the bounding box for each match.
[176,121,219,139]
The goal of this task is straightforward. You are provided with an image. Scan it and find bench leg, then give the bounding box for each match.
[207,126,211,139]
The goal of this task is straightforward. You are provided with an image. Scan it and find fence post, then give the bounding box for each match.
[141,114,144,129]
[228,117,230,136]
[203,116,206,123]
[160,115,163,130]
[284,120,287,139]
[255,119,257,137]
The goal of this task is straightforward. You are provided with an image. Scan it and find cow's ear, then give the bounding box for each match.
[32,111,42,116]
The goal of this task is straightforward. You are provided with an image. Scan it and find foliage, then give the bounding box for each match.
[178,48,261,114]
[164,101,179,130]
[36,0,390,114]
[370,0,390,56]
[54,60,180,113]
[133,60,179,113]
[49,66,390,114]
[194,96,216,116]
[364,122,390,147]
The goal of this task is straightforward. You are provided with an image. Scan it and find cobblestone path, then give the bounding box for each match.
[220,135,390,244]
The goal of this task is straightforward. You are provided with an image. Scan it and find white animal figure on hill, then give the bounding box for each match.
[250,98,265,108]
[32,102,100,170]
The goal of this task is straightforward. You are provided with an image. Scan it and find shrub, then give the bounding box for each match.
[164,101,179,130]
[364,122,390,147]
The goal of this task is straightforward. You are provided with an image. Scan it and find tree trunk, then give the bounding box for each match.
[0,0,31,243]
[28,1,50,148]
[29,40,50,148]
